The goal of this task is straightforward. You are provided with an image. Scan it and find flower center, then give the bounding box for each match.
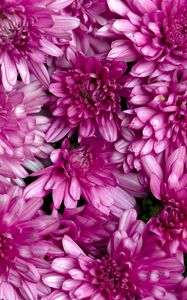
[96,256,135,299]
[166,5,187,49]
[65,69,119,118]
[66,71,100,107]
[69,148,94,175]
[0,10,35,53]
[156,199,184,240]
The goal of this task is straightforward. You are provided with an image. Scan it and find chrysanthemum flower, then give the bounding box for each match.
[0,78,53,180]
[61,0,111,56]
[0,178,61,300]
[52,204,118,256]
[0,0,80,90]
[47,50,126,142]
[116,68,187,172]
[106,0,187,76]
[142,146,187,254]
[24,138,136,216]
[43,209,184,299]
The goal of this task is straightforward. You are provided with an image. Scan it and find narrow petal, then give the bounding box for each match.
[42,273,63,288]
[28,61,50,88]
[99,119,118,142]
[17,58,30,84]
[150,173,162,199]
[2,52,17,87]
[119,209,137,232]
[131,60,155,77]
[40,37,63,57]
[74,283,96,299]
[69,177,81,200]
[107,0,129,16]
[141,155,163,179]
[52,257,75,273]
[62,235,85,256]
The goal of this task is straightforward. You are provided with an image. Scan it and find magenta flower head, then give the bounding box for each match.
[0,0,80,90]
[106,0,187,76]
[0,78,53,180]
[24,138,135,216]
[52,204,118,256]
[0,178,61,299]
[116,68,187,172]
[142,146,187,254]
[43,209,184,299]
[61,0,111,56]
[47,50,126,142]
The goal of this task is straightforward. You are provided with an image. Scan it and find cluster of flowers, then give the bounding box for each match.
[0,0,187,299]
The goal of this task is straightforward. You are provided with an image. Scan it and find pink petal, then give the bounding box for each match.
[3,52,17,86]
[46,119,71,142]
[113,19,137,34]
[52,257,75,273]
[131,60,155,77]
[140,44,159,57]
[108,39,139,61]
[53,184,66,209]
[141,155,163,179]
[62,235,85,256]
[69,177,81,200]
[150,113,166,130]
[150,173,162,199]
[74,283,96,299]
[0,282,18,300]
[130,95,150,105]
[79,119,95,138]
[107,0,129,16]
[132,0,158,13]
[28,61,50,88]
[99,119,118,142]
[51,15,80,31]
[42,273,63,288]
[62,279,81,291]
[47,0,74,10]
[119,209,137,232]
[19,197,43,221]
[141,139,154,155]
[133,32,149,46]
[110,186,136,209]
[168,172,179,190]
[16,58,30,84]
[135,107,155,122]
[154,140,167,153]
[24,176,47,199]
[40,37,63,57]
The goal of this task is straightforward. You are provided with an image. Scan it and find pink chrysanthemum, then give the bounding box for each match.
[47,50,126,143]
[0,0,80,90]
[142,147,187,254]
[0,178,61,299]
[24,138,136,216]
[43,209,184,299]
[59,0,112,57]
[52,204,118,256]
[115,68,187,172]
[105,0,187,76]
[0,78,53,180]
